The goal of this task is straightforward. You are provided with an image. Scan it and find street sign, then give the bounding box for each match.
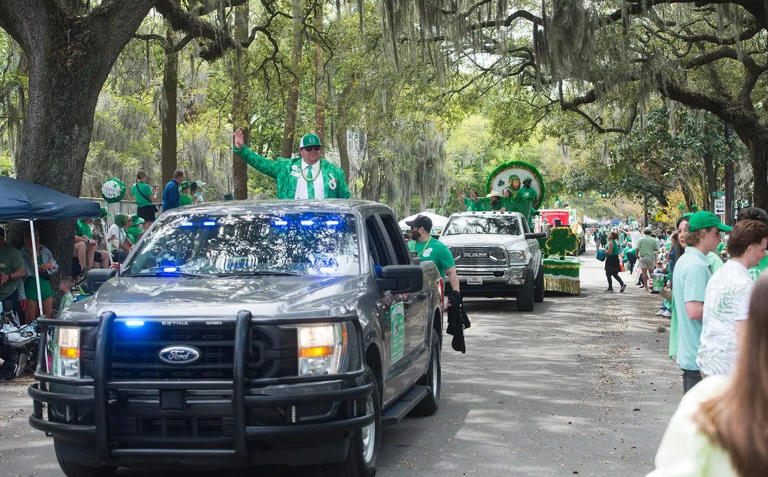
[712,191,725,197]
[714,198,726,215]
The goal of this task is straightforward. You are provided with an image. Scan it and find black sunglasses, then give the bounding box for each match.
[303,145,321,151]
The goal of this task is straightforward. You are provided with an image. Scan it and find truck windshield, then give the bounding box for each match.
[123,213,360,277]
[443,216,521,236]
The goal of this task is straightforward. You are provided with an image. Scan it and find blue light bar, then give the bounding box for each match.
[274,219,288,226]
[162,266,178,273]
[325,220,339,226]
[300,220,314,226]
[202,220,217,227]
[125,320,145,327]
[179,221,194,228]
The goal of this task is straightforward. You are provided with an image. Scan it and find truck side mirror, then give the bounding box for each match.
[86,268,117,294]
[525,232,547,240]
[377,265,423,293]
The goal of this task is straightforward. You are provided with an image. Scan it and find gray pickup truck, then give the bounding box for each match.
[29,200,443,477]
[440,211,545,311]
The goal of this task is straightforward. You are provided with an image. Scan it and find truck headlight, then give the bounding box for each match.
[53,327,80,378]
[508,250,526,262]
[297,323,347,376]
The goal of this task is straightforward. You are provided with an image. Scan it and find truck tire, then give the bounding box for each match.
[54,440,116,477]
[326,366,381,477]
[517,270,535,312]
[534,268,544,303]
[412,332,441,416]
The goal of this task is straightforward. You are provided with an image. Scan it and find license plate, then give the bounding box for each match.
[467,276,483,285]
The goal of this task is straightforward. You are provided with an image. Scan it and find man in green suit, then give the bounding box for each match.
[233,129,351,199]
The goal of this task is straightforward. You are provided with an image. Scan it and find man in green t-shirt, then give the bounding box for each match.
[0,228,25,319]
[406,215,460,295]
[126,214,146,244]
[74,218,109,271]
[637,227,659,290]
[131,170,157,231]
[179,182,194,206]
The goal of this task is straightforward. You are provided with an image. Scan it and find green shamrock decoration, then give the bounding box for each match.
[545,227,580,259]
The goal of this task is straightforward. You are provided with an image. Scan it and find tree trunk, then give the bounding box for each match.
[335,77,356,179]
[724,159,735,225]
[678,177,695,211]
[280,0,304,158]
[702,152,718,211]
[744,135,768,211]
[0,0,154,278]
[314,5,325,143]
[161,26,179,186]
[232,2,249,200]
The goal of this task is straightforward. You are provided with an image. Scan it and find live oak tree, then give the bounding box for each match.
[0,0,246,271]
[385,1,768,209]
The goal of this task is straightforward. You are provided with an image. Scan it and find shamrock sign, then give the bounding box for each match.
[101,177,126,203]
[545,226,580,258]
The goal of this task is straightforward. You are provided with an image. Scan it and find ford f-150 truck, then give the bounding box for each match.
[440,211,545,311]
[29,200,443,477]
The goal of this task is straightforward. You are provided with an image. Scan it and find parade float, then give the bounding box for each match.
[481,161,581,295]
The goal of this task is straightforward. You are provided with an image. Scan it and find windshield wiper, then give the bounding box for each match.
[215,271,301,277]
[124,271,208,278]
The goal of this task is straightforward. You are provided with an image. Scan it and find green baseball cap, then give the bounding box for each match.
[300,134,322,148]
[688,211,732,232]
[180,181,191,189]
[130,214,145,225]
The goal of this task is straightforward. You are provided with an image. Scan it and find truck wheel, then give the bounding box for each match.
[327,366,381,477]
[412,332,441,416]
[54,440,116,477]
[534,268,544,303]
[517,271,535,312]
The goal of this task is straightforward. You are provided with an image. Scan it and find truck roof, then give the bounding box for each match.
[450,210,524,218]
[164,199,392,217]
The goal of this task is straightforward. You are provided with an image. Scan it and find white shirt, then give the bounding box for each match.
[696,259,752,376]
[294,160,324,199]
[106,224,127,251]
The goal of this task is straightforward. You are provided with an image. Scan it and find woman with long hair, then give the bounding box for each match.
[604,231,626,292]
[648,275,768,477]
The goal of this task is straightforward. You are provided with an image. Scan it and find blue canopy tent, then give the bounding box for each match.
[0,176,101,317]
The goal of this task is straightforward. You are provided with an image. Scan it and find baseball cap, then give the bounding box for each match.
[300,134,322,148]
[406,214,432,231]
[688,211,732,232]
[522,177,532,184]
[490,190,502,198]
[130,214,145,225]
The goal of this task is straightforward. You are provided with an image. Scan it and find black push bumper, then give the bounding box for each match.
[29,311,373,468]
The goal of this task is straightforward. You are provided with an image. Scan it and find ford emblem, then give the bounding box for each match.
[158,345,201,365]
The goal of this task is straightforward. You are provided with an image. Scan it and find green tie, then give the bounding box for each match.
[306,166,315,199]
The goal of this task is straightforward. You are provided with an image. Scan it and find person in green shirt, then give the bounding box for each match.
[179,181,194,206]
[517,177,538,204]
[126,214,146,244]
[131,170,157,231]
[233,130,351,199]
[0,228,25,318]
[457,186,484,211]
[74,218,109,271]
[406,215,460,294]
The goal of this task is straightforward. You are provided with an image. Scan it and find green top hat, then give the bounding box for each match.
[300,134,322,148]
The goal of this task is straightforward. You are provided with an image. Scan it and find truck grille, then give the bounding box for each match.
[109,320,298,380]
[451,246,507,267]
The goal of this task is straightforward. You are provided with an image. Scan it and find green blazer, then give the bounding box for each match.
[234,145,351,199]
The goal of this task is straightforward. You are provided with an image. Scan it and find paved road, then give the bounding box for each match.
[0,251,680,476]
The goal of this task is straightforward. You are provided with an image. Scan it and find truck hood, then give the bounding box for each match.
[70,275,367,319]
[439,234,526,249]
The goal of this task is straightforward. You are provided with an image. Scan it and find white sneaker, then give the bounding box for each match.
[662,310,672,317]
[655,310,664,315]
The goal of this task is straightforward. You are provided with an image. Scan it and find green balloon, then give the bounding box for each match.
[101,177,126,203]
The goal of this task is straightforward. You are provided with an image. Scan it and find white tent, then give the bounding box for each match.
[583,214,599,225]
[398,211,450,233]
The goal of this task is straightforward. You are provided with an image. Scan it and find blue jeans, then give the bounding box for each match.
[682,369,702,394]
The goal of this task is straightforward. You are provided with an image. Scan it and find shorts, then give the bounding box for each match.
[24,276,54,302]
[136,204,157,222]
[638,257,654,270]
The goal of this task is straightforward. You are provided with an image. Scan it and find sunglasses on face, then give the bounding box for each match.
[303,146,321,152]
